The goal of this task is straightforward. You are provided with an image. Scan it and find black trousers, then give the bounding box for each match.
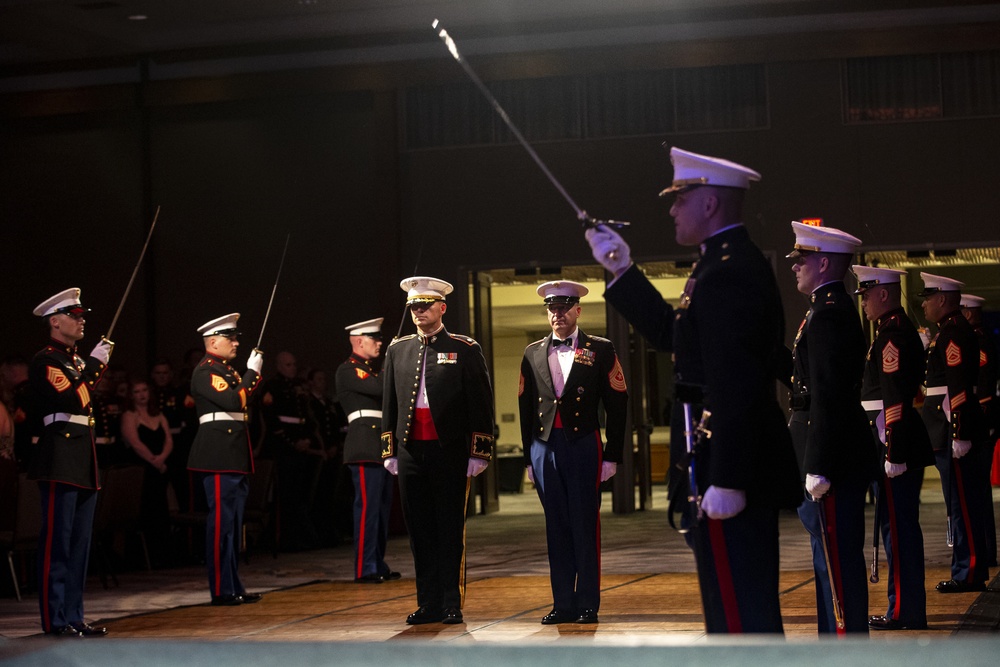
[397,439,470,610]
[690,503,784,633]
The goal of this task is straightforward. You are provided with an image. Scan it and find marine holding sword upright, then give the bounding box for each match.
[586,148,800,634]
[29,288,114,637]
[186,313,265,606]
[854,265,934,630]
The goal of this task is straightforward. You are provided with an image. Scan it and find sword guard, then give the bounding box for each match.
[580,213,631,231]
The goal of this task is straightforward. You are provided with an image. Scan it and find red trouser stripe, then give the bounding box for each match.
[213,475,222,597]
[708,518,743,632]
[41,482,56,632]
[953,463,978,583]
[594,432,603,590]
[885,480,903,619]
[356,466,368,580]
[823,497,847,637]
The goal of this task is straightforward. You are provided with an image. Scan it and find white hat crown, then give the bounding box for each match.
[197,313,241,336]
[918,272,964,294]
[788,221,862,257]
[33,287,84,317]
[400,276,454,304]
[660,147,761,195]
[960,294,985,308]
[346,317,384,335]
[536,280,589,302]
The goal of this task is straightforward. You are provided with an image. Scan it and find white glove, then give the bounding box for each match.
[701,486,746,520]
[805,474,831,500]
[885,460,907,478]
[383,457,399,476]
[526,466,535,484]
[584,226,632,277]
[247,349,263,374]
[89,338,114,365]
[467,458,489,477]
[917,327,932,350]
[600,461,617,482]
[952,439,972,459]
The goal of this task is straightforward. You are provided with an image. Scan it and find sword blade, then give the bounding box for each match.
[256,234,290,350]
[431,20,629,231]
[107,205,160,339]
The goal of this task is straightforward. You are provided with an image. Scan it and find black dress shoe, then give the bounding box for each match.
[406,606,445,625]
[71,623,108,636]
[575,609,599,624]
[355,573,385,584]
[541,609,578,625]
[47,625,83,637]
[869,615,927,630]
[240,592,263,604]
[211,594,243,606]
[936,579,986,593]
[382,571,402,581]
[442,607,464,624]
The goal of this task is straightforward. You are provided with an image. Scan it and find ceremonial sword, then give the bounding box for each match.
[105,205,161,342]
[431,19,630,233]
[816,496,846,632]
[255,234,290,352]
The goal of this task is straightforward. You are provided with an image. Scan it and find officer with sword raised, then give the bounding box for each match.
[586,147,801,634]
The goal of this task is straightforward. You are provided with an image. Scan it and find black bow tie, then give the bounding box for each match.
[552,337,573,348]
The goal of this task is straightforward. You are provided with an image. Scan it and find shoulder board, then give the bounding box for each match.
[389,334,416,347]
[449,334,478,346]
[526,338,546,349]
[587,334,612,344]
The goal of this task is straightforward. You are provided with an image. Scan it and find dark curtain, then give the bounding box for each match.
[675,64,768,132]
[843,54,941,123]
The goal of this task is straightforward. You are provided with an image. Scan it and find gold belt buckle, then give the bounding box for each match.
[88,416,96,428]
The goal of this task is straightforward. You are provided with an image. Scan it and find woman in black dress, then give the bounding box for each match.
[121,379,174,565]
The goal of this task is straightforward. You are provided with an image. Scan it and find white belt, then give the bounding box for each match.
[348,409,382,423]
[199,411,246,424]
[277,415,304,424]
[925,386,947,396]
[94,436,115,444]
[43,413,91,427]
[169,426,183,435]
[861,400,883,412]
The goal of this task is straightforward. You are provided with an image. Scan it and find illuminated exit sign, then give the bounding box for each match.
[799,218,824,227]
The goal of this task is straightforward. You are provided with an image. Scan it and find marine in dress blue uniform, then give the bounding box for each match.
[335,317,399,583]
[919,274,990,592]
[961,294,999,568]
[518,281,628,625]
[783,222,878,635]
[381,277,494,626]
[186,313,265,606]
[586,149,801,634]
[29,288,114,637]
[854,265,934,630]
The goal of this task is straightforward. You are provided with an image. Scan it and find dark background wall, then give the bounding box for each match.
[3,20,999,377]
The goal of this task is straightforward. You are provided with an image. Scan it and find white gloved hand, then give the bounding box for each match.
[600,461,617,482]
[383,457,399,476]
[885,460,907,478]
[526,466,535,484]
[952,439,972,459]
[89,338,114,365]
[805,474,831,499]
[584,226,632,277]
[917,327,932,350]
[467,458,489,477]
[701,486,747,520]
[247,349,263,374]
